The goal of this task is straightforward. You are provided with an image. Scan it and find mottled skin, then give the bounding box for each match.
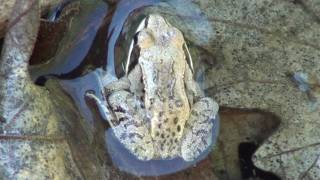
[88,15,219,161]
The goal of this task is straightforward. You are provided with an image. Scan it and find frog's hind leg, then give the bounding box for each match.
[180,97,219,161]
[108,90,154,161]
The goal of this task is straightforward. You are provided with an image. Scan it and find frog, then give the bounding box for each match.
[86,14,219,161]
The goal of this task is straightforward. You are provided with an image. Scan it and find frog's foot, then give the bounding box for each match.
[85,91,115,125]
[108,90,154,161]
[104,77,130,95]
[180,97,219,161]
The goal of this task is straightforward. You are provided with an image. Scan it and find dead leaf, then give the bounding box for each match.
[182,0,320,179]
[0,1,104,179]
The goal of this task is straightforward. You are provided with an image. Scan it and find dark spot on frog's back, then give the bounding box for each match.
[150,98,155,105]
[164,118,169,123]
[175,100,183,107]
[113,106,126,113]
[153,70,159,82]
[118,117,127,122]
[191,109,199,116]
[172,132,176,137]
[0,115,5,123]
[160,143,164,151]
[140,101,145,108]
[156,89,165,101]
[163,139,167,144]
[173,117,178,124]
[158,111,164,118]
[177,125,181,132]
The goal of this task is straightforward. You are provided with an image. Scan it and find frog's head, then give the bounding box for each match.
[125,14,194,75]
[137,14,185,49]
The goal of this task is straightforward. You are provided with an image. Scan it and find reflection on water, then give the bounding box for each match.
[46,0,73,22]
[31,0,108,79]
[40,0,219,177]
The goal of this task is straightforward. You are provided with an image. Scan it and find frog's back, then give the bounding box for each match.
[137,14,191,159]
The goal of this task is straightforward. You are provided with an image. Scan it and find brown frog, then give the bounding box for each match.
[87,14,219,161]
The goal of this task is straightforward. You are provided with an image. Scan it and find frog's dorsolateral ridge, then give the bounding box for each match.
[87,14,219,161]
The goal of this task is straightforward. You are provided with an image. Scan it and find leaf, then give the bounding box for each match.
[176,0,320,179]
[0,1,102,179]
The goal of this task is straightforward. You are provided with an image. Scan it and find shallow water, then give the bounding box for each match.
[29,0,293,179]
[31,0,108,79]
[52,0,221,177]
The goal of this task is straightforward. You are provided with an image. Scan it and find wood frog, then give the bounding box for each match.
[86,14,219,161]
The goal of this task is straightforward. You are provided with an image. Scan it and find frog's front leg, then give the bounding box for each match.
[107,90,154,161]
[85,77,130,124]
[86,66,154,161]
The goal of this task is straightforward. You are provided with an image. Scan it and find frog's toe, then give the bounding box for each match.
[132,145,154,161]
[112,122,155,161]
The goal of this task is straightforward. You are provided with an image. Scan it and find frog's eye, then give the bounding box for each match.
[136,30,155,49]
